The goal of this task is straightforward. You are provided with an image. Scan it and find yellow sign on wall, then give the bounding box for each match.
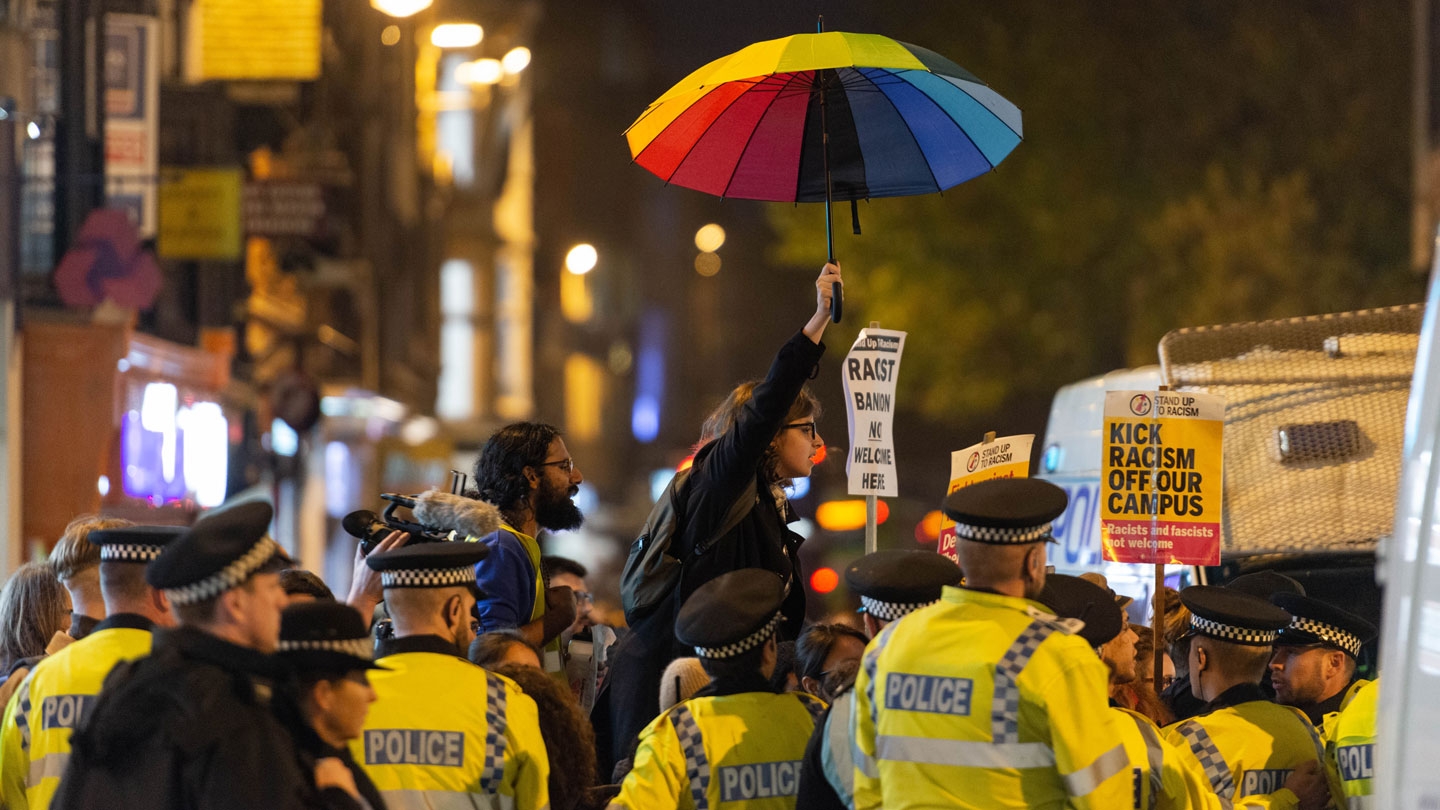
[188,0,322,81]
[158,168,243,260]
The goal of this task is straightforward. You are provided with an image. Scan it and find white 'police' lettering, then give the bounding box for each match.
[40,695,95,731]
[1337,745,1374,781]
[718,760,802,802]
[883,673,973,716]
[364,729,465,767]
[1241,769,1292,795]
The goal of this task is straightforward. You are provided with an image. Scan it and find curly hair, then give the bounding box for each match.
[473,422,564,514]
[491,661,598,810]
[699,382,821,488]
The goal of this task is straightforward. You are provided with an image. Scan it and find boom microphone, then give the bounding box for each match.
[413,490,501,540]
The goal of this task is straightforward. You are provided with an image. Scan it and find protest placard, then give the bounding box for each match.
[844,328,906,498]
[936,434,1034,562]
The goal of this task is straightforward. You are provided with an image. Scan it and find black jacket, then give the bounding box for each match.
[54,625,358,810]
[592,330,824,776]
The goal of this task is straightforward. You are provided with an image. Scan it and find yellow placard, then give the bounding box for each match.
[189,0,321,81]
[1100,391,1225,565]
[158,168,243,260]
[936,434,1033,561]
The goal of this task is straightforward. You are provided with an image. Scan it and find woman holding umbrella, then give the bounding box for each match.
[594,262,840,776]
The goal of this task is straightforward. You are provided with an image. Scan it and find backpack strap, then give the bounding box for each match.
[692,479,756,557]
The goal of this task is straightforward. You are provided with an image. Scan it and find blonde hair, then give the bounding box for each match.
[49,515,132,582]
[700,382,821,487]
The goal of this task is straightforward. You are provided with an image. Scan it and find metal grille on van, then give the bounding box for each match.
[1159,304,1423,555]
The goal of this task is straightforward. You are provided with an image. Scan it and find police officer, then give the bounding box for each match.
[353,542,550,810]
[610,568,825,810]
[796,549,960,810]
[1329,678,1377,808]
[1269,593,1376,740]
[853,478,1131,809]
[0,524,181,810]
[280,601,390,810]
[54,502,360,809]
[1161,586,1339,809]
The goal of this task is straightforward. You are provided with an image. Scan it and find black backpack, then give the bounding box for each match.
[620,468,755,624]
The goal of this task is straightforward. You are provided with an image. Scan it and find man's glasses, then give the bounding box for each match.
[536,458,574,474]
[784,421,818,440]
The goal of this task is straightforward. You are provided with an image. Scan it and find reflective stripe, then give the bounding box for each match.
[1347,796,1375,810]
[797,694,824,724]
[670,705,711,810]
[1130,714,1164,810]
[1063,743,1129,797]
[380,788,517,809]
[1176,720,1235,800]
[480,672,508,794]
[862,621,899,730]
[876,734,1056,769]
[991,621,1054,744]
[15,671,34,750]
[821,695,855,806]
[27,750,68,786]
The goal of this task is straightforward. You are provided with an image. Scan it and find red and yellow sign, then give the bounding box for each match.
[1100,391,1225,565]
[937,434,1033,562]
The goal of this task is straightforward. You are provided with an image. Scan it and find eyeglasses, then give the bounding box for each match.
[573,591,594,605]
[784,421,818,440]
[535,458,574,474]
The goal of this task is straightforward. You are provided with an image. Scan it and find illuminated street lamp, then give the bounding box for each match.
[457,58,503,86]
[565,244,598,275]
[370,0,432,17]
[431,23,483,49]
[502,47,532,75]
[694,223,725,252]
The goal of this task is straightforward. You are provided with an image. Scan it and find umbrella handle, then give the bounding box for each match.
[831,278,843,322]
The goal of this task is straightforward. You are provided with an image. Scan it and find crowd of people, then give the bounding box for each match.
[0,264,1380,809]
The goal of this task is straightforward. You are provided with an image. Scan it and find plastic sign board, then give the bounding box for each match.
[1100,390,1225,565]
[844,328,906,498]
[158,168,242,260]
[104,15,160,237]
[935,434,1033,562]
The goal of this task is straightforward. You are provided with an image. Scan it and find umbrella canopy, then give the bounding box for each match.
[625,31,1023,203]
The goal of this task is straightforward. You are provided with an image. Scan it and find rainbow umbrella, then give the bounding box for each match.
[626,29,1023,322]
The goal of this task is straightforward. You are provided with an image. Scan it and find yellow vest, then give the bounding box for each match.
[1161,693,1341,810]
[501,523,565,680]
[853,586,1132,810]
[351,638,550,810]
[1329,678,1377,809]
[614,690,825,810]
[0,617,154,810]
[1113,706,1231,810]
[1319,678,1372,745]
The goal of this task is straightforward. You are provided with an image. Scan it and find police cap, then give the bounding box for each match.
[1179,585,1291,646]
[845,550,960,621]
[1039,574,1125,647]
[147,502,283,607]
[1271,593,1375,659]
[88,525,185,565]
[279,601,385,673]
[1226,570,1305,600]
[364,541,488,596]
[942,478,1067,545]
[676,569,785,659]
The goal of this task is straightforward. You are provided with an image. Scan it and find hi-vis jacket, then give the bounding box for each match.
[351,635,550,810]
[1317,679,1372,745]
[1161,684,1341,810]
[613,690,825,810]
[0,614,154,810]
[1113,706,1231,810]
[1329,679,1377,810]
[853,587,1132,810]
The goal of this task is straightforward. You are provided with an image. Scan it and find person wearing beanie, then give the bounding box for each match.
[658,656,709,713]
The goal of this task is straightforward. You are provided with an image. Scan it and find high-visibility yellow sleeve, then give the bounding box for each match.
[502,685,551,810]
[1032,656,1131,808]
[851,646,881,810]
[612,712,687,810]
[0,672,31,810]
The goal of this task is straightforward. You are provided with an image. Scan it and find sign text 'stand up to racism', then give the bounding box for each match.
[844,329,906,498]
[936,434,1034,562]
[1100,390,1225,565]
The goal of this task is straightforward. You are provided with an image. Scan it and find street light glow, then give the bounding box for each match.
[380,25,401,46]
[458,58,503,86]
[502,47,532,74]
[431,23,482,49]
[694,223,726,252]
[370,0,431,17]
[565,244,598,275]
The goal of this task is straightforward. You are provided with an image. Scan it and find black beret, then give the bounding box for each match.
[1272,593,1376,658]
[365,541,488,592]
[677,569,785,658]
[1039,574,1125,647]
[1180,585,1292,646]
[147,502,281,605]
[88,525,185,564]
[845,550,960,620]
[1226,571,1305,599]
[279,601,385,673]
[942,478,1067,544]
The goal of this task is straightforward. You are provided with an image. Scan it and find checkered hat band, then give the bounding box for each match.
[164,537,279,607]
[380,566,474,589]
[694,611,782,659]
[953,521,1053,544]
[860,595,935,621]
[100,544,164,563]
[1190,614,1278,646]
[1288,617,1362,657]
[278,637,373,660]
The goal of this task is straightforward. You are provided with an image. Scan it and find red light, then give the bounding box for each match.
[811,445,828,465]
[676,454,695,472]
[915,510,944,544]
[810,567,840,594]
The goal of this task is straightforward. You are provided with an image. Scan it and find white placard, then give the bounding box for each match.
[844,328,906,497]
